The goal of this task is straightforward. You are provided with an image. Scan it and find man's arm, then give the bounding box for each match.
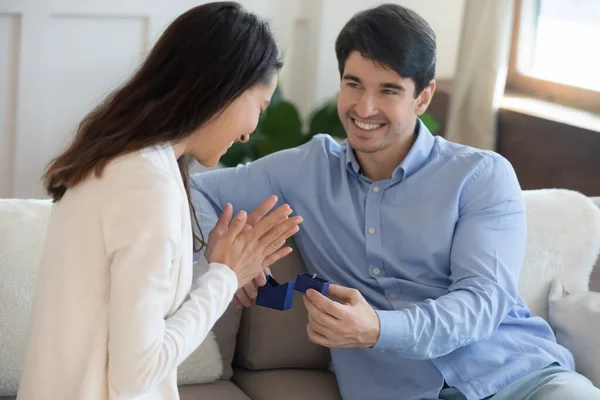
[303,155,526,359]
[190,143,313,305]
[373,155,526,359]
[190,154,286,217]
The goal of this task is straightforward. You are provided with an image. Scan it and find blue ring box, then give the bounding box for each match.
[255,275,296,310]
[294,273,330,295]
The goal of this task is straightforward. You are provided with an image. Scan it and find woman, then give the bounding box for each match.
[16,3,301,400]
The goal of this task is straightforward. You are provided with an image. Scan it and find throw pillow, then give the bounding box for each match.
[548,278,600,387]
[519,189,600,320]
[0,199,52,396]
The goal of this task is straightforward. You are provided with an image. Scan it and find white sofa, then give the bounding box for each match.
[1,189,599,399]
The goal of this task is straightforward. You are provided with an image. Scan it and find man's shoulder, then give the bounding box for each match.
[432,136,512,177]
[430,138,521,207]
[255,133,343,167]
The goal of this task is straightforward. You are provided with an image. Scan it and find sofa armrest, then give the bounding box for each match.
[590,197,600,292]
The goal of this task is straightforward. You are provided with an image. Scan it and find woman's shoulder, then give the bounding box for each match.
[106,144,174,175]
[100,144,180,195]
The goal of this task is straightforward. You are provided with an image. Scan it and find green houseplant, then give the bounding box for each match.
[220,86,440,167]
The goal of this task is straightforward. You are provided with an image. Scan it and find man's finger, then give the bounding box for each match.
[303,294,340,327]
[326,284,362,305]
[305,289,346,319]
[246,195,278,228]
[308,316,335,339]
[307,324,330,348]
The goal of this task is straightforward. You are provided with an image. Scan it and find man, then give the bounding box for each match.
[191,4,600,400]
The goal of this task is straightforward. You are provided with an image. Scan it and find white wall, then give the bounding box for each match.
[0,0,465,199]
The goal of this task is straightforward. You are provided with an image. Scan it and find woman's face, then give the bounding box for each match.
[188,73,278,167]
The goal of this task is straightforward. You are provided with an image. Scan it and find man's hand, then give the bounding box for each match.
[303,284,380,348]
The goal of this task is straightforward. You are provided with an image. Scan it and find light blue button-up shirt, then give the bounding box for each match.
[190,120,574,400]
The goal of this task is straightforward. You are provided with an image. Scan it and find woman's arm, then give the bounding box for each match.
[101,165,237,397]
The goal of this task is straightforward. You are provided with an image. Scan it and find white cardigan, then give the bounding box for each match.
[17,145,238,400]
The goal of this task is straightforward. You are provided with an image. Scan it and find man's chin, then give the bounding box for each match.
[347,134,383,154]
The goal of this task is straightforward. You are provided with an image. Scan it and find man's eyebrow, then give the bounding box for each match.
[342,74,406,91]
[342,74,362,83]
[381,82,406,91]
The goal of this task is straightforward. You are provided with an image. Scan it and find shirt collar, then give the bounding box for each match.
[343,118,436,181]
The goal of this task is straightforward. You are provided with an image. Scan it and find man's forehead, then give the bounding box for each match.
[343,53,410,85]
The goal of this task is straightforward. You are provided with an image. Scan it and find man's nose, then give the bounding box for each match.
[354,93,378,118]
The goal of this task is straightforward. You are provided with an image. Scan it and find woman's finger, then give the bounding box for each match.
[250,204,293,239]
[243,281,259,301]
[259,217,302,252]
[262,247,293,269]
[246,195,278,228]
[236,288,253,307]
[221,209,248,245]
[210,203,233,238]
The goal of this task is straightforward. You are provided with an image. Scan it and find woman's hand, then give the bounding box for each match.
[205,196,302,289]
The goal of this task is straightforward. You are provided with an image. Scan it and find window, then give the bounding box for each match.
[507,0,600,114]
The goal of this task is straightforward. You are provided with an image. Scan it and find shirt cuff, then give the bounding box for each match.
[372,310,412,351]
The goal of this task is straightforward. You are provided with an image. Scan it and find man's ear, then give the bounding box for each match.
[415,79,436,116]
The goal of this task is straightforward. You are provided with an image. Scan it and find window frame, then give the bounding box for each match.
[507,0,600,114]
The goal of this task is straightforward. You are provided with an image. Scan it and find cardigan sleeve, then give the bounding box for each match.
[101,162,237,397]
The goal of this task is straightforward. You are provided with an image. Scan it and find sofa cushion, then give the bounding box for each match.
[233,240,331,370]
[518,189,600,320]
[179,380,251,400]
[0,381,255,400]
[233,368,341,400]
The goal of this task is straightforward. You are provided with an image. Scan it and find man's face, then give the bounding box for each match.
[337,51,433,154]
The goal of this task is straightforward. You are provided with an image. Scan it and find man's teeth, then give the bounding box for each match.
[354,119,383,131]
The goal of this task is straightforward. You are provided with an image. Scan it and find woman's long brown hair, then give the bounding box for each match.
[42,2,282,251]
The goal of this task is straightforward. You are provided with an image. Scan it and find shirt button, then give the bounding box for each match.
[373,268,381,276]
[390,294,396,299]
[368,228,375,234]
[372,186,380,192]
[427,351,433,358]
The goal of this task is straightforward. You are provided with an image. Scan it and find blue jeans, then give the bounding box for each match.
[439,364,600,400]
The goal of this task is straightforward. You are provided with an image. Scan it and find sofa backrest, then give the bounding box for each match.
[233,239,331,371]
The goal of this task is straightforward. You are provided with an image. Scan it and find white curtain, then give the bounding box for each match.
[445,0,515,150]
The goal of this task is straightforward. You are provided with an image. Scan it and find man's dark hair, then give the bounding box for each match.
[335,3,436,96]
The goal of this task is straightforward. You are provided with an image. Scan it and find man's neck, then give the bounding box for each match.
[354,132,417,182]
